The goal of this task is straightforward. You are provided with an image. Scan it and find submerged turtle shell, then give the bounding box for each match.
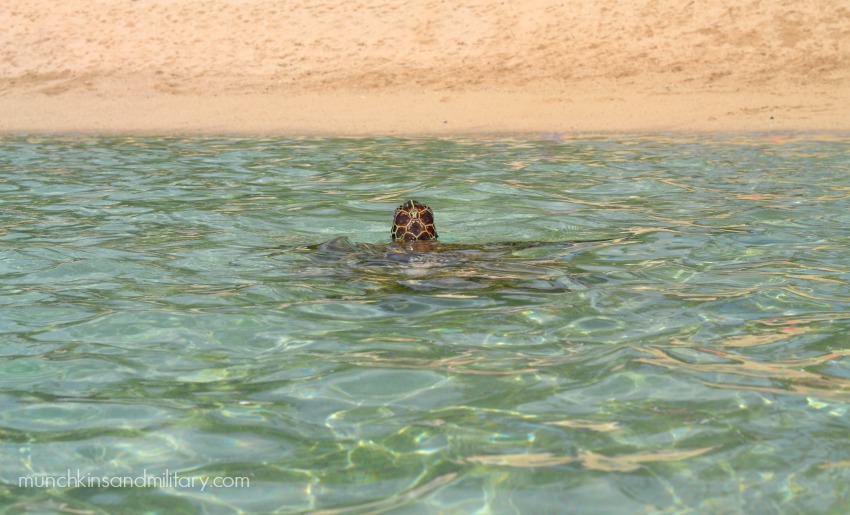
[392,200,438,242]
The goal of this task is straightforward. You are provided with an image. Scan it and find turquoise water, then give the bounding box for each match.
[1,134,849,514]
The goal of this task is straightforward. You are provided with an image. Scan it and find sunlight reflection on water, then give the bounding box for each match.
[1,134,849,513]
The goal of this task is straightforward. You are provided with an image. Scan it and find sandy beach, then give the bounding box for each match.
[2,0,848,135]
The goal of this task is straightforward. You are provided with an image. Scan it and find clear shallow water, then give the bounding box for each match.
[1,134,849,514]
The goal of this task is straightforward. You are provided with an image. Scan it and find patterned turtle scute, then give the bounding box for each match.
[392,199,438,242]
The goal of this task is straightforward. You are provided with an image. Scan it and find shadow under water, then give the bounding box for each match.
[279,234,631,296]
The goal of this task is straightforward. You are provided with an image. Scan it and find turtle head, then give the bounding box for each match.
[392,199,438,242]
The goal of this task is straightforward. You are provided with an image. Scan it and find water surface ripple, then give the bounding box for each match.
[1,135,849,513]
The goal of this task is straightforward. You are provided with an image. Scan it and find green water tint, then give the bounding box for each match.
[1,135,849,513]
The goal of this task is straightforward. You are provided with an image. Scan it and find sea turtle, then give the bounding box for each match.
[391,199,438,242]
[279,199,630,294]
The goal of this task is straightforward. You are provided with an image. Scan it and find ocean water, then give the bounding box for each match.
[1,134,849,514]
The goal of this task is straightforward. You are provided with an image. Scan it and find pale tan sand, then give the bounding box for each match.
[1,0,848,135]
